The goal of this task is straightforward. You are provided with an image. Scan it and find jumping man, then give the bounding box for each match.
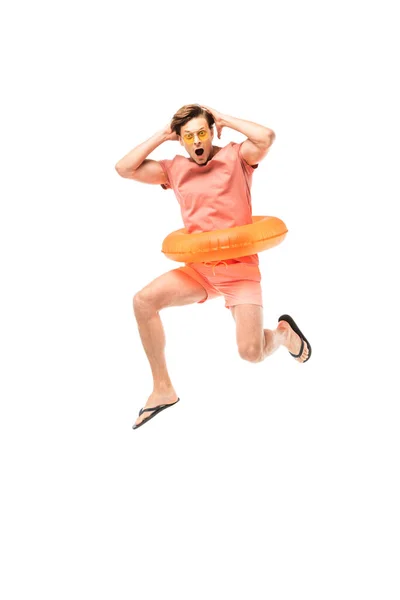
[115,104,312,429]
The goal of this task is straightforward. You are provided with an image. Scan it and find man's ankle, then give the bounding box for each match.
[153,382,174,393]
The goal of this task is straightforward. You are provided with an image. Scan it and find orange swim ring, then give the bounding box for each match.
[162,216,288,263]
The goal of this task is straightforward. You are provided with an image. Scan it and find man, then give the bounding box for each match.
[115,104,311,430]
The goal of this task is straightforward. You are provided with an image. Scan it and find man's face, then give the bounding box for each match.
[179,117,214,165]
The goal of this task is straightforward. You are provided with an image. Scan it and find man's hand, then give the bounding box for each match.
[201,105,225,139]
[162,123,179,141]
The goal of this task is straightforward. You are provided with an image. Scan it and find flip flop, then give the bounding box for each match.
[278,315,312,363]
[132,398,180,430]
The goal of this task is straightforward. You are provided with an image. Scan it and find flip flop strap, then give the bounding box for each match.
[290,338,304,358]
[139,404,167,416]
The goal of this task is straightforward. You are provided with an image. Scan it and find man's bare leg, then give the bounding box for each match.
[230,305,310,363]
[261,321,310,362]
[133,269,207,427]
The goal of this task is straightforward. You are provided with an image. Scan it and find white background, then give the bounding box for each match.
[1,1,399,598]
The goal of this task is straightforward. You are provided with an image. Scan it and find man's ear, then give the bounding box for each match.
[179,136,183,147]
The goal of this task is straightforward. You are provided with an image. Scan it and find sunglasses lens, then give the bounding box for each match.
[183,130,209,144]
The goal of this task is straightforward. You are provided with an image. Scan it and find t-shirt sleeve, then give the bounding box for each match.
[159,159,172,190]
[237,141,259,172]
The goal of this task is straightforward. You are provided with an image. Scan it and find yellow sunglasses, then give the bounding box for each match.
[182,129,209,144]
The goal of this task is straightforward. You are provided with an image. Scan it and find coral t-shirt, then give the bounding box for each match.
[159,141,259,265]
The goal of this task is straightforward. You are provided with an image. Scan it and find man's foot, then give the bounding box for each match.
[277,315,311,363]
[133,389,179,428]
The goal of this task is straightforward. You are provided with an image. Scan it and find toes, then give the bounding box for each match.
[291,330,302,358]
[135,410,149,426]
[296,341,310,363]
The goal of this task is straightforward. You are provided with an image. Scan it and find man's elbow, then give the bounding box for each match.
[115,163,129,178]
[257,130,275,149]
[265,129,276,146]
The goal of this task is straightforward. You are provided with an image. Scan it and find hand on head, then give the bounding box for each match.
[163,123,179,141]
[200,105,224,139]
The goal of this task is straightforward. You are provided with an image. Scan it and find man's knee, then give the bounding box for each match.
[238,342,263,363]
[133,289,157,315]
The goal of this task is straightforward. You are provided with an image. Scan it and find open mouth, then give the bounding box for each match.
[195,148,204,156]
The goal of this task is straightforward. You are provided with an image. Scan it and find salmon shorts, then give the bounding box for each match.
[177,258,263,310]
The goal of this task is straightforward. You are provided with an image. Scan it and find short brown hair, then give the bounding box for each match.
[170,104,215,137]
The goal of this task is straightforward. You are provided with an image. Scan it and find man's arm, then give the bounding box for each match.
[221,113,275,166]
[201,106,275,166]
[115,126,176,183]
